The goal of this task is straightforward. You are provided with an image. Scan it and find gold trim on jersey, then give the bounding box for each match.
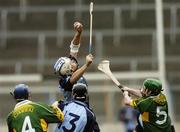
[15,100,32,109]
[40,119,48,131]
[51,106,64,121]
[141,112,149,122]
[130,100,137,108]
[13,105,34,118]
[153,93,166,105]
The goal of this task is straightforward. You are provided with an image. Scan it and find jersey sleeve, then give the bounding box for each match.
[34,102,64,123]
[130,98,142,108]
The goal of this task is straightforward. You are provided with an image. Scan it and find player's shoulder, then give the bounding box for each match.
[73,100,87,106]
[83,107,95,122]
[141,96,154,102]
[30,101,50,110]
[31,101,47,106]
[153,93,167,105]
[82,103,95,117]
[137,96,154,108]
[73,101,94,116]
[70,100,89,110]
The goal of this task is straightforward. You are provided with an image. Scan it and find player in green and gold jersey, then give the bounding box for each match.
[122,78,175,132]
[7,84,64,132]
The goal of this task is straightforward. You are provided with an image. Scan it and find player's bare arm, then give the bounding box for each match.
[70,54,93,84]
[123,91,132,106]
[70,22,83,58]
[122,86,142,97]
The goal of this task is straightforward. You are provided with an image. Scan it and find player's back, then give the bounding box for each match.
[59,76,88,101]
[57,100,94,132]
[7,100,61,132]
[138,93,171,132]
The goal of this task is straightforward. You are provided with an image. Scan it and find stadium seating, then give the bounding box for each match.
[0,0,179,77]
[8,12,57,31]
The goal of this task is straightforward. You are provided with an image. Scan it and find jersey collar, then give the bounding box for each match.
[74,100,87,107]
[15,100,32,109]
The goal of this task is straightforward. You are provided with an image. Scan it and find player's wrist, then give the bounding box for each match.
[85,62,91,67]
[85,63,89,67]
[70,42,80,53]
[85,59,92,67]
[76,30,82,34]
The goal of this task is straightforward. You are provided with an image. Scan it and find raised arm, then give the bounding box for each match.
[122,86,142,97]
[70,22,83,58]
[123,91,133,106]
[70,54,93,84]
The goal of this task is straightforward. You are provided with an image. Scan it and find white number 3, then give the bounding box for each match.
[22,116,35,132]
[156,106,167,125]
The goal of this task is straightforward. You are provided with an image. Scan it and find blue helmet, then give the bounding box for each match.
[10,84,29,100]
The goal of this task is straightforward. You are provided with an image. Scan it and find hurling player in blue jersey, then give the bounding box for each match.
[53,22,100,131]
[53,21,93,101]
[55,83,100,132]
[54,22,93,101]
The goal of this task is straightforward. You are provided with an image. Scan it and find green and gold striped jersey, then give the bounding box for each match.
[7,100,64,132]
[131,93,172,132]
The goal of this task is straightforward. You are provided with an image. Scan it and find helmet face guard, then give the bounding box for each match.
[54,57,72,76]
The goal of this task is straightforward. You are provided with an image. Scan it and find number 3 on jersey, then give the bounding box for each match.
[62,113,80,131]
[22,116,35,132]
[156,106,167,125]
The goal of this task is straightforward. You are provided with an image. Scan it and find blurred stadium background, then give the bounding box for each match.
[0,0,180,131]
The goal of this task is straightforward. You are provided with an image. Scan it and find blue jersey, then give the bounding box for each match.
[58,76,88,101]
[55,100,98,132]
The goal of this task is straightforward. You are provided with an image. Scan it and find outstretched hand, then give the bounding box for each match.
[86,54,93,67]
